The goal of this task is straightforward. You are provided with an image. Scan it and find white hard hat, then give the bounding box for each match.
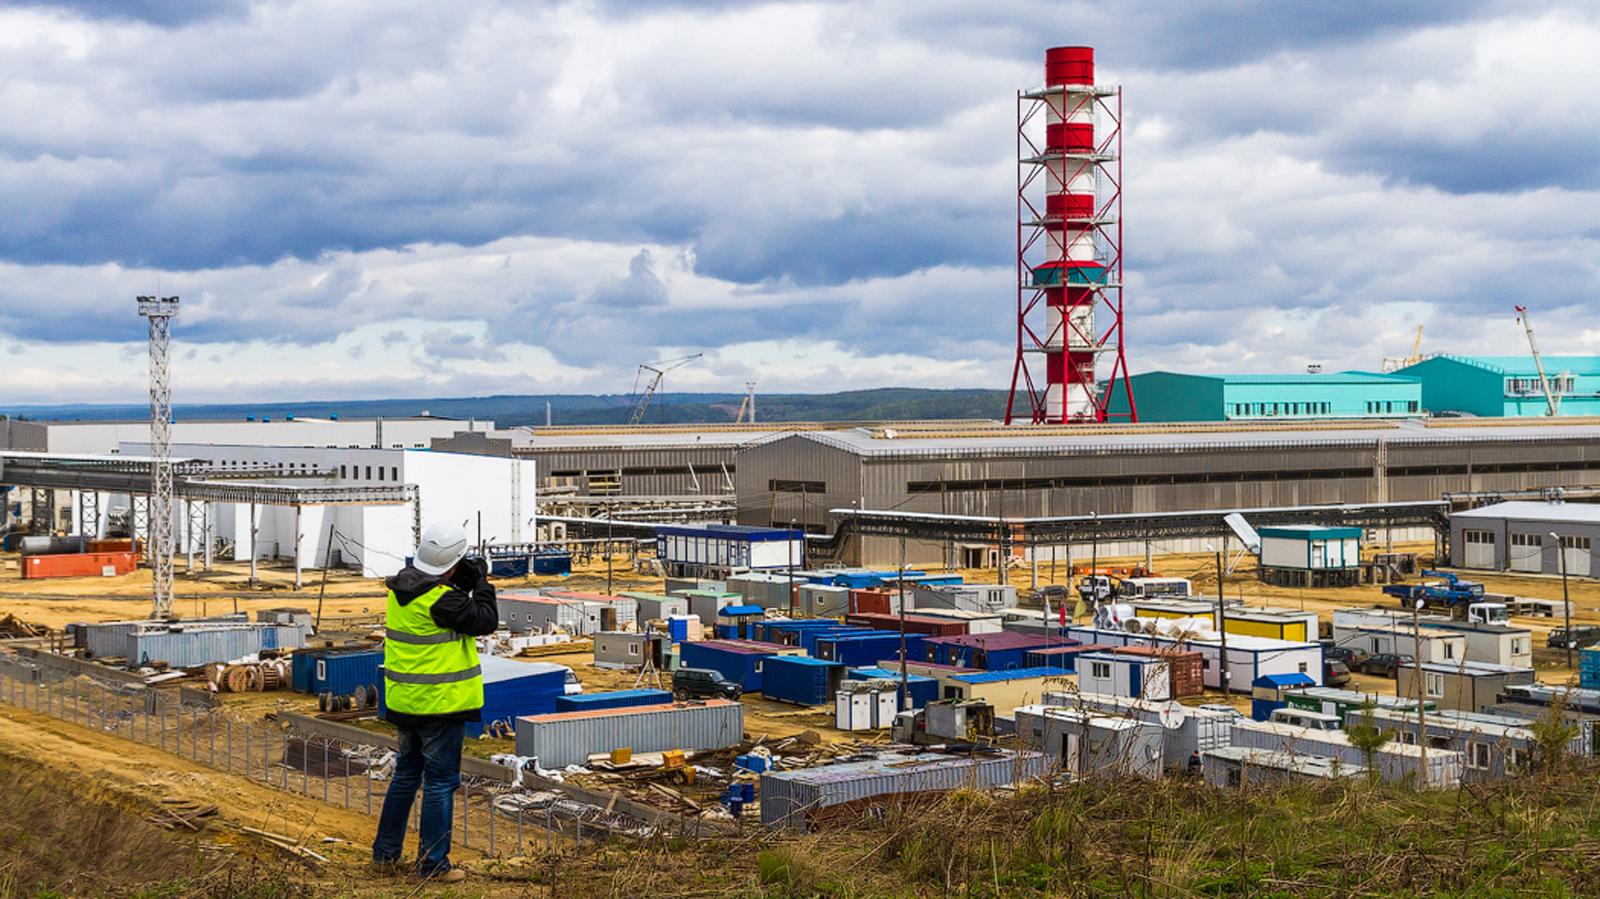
[414,521,469,576]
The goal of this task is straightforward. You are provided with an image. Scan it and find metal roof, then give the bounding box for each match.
[1452,501,1600,524]
[948,666,1072,684]
[1422,354,1600,376]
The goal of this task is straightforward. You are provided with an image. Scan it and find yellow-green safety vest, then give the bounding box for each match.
[383,583,483,716]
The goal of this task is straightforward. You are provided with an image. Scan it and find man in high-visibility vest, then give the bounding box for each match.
[371,521,498,883]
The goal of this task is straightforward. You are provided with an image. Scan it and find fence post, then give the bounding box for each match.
[323,740,330,804]
[488,789,495,856]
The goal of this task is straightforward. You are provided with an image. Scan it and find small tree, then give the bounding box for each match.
[1527,687,1581,775]
[1345,699,1394,783]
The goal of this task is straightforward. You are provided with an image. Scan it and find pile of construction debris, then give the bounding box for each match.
[0,614,50,640]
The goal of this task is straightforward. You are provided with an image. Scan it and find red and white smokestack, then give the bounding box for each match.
[1037,45,1104,423]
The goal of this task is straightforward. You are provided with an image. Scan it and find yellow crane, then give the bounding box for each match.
[1381,325,1425,373]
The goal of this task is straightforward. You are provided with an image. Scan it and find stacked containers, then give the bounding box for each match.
[1108,646,1205,698]
[762,655,846,706]
[847,667,939,709]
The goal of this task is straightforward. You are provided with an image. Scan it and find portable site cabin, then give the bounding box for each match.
[1222,607,1321,643]
[1201,748,1364,788]
[1045,691,1237,771]
[940,667,1072,714]
[515,700,744,767]
[727,572,797,612]
[873,657,979,681]
[654,524,803,578]
[677,590,743,626]
[1014,705,1165,780]
[815,632,925,667]
[1334,625,1467,665]
[911,583,1017,613]
[847,667,939,709]
[1480,703,1600,756]
[677,640,796,692]
[714,605,766,640]
[1228,718,1464,787]
[1397,661,1536,713]
[1283,687,1433,721]
[624,592,688,623]
[1067,626,1324,694]
[1418,619,1534,669]
[1077,651,1188,702]
[922,632,1054,670]
[593,631,668,670]
[796,584,849,617]
[1360,707,1583,782]
[1250,672,1317,721]
[761,655,847,706]
[755,621,872,655]
[906,608,1004,633]
[758,751,1049,832]
[293,648,382,697]
[1104,646,1204,698]
[1258,525,1363,588]
[540,591,640,634]
[1125,598,1220,621]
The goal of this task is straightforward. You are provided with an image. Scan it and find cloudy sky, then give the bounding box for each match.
[2,0,1598,404]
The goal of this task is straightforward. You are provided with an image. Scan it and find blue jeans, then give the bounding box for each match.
[372,719,465,875]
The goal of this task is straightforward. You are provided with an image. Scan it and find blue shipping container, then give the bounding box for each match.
[555,689,673,712]
[381,657,568,738]
[291,650,318,693]
[816,633,924,667]
[311,650,383,697]
[762,656,846,706]
[679,642,771,692]
[1581,648,1600,691]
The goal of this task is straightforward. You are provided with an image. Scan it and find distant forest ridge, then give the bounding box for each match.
[1,388,1011,427]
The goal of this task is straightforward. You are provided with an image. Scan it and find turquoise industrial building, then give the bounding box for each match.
[1106,371,1421,423]
[1393,355,1600,417]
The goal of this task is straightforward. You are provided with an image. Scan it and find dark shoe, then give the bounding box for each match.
[369,860,406,877]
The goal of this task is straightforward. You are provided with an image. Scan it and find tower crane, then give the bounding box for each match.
[629,353,702,425]
[1381,325,1425,373]
[1514,305,1561,416]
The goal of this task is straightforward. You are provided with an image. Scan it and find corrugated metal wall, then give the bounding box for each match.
[521,445,740,497]
[514,701,744,766]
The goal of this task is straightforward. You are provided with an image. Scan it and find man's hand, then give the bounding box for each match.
[452,556,489,590]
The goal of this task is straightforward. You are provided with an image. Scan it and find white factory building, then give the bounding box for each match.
[72,441,534,579]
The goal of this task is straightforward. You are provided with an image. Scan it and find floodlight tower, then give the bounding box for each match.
[1005,46,1136,424]
[137,296,179,618]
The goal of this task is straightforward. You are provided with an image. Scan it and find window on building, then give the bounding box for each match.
[1466,742,1491,770]
[1426,672,1445,698]
[1463,530,1495,545]
[1509,747,1529,770]
[770,480,826,493]
[365,466,372,479]
[628,643,639,656]
[1090,661,1111,680]
[1442,642,1455,660]
[1511,638,1524,655]
[1297,662,1308,673]
[377,467,385,481]
[339,465,347,479]
[1400,730,1416,745]
[391,466,399,481]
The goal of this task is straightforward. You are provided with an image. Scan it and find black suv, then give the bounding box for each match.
[1355,653,1414,679]
[1548,626,1600,650]
[672,667,742,701]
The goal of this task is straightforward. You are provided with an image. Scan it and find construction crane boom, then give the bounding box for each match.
[629,353,702,425]
[735,381,757,424]
[1514,305,1560,416]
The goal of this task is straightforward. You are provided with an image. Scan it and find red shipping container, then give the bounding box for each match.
[1107,646,1205,698]
[87,538,143,554]
[846,612,969,637]
[848,589,892,616]
[22,551,139,580]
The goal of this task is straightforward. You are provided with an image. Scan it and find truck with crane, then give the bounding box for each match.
[1382,570,1509,624]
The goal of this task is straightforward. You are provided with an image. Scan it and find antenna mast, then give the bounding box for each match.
[137,296,179,618]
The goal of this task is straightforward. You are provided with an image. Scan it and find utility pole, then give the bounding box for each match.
[1412,597,1428,787]
[788,518,797,616]
[1553,531,1573,670]
[137,296,178,619]
[898,535,908,715]
[1215,540,1230,694]
[605,502,614,596]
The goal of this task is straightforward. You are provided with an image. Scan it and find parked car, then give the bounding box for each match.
[1355,653,1414,679]
[1323,659,1352,687]
[1323,645,1370,669]
[1548,626,1600,650]
[672,667,742,701]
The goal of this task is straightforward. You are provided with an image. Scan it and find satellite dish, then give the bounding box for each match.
[1158,704,1186,728]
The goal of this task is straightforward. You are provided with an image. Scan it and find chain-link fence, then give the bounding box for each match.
[0,654,668,860]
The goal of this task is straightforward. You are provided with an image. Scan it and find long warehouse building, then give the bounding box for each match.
[732,419,1600,566]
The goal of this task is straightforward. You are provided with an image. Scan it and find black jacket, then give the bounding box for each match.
[383,558,499,728]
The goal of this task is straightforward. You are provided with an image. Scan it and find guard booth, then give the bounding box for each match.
[1251,671,1317,721]
[1258,525,1363,587]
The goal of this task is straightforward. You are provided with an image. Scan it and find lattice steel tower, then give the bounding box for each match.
[137,296,179,618]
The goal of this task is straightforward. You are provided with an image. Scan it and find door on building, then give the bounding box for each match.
[600,607,618,631]
[1509,533,1542,573]
[1311,544,1326,568]
[1462,529,1496,569]
[1559,535,1592,577]
[1063,732,1081,775]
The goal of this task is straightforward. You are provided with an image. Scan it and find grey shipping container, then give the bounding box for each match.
[1045,690,1233,770]
[124,624,310,669]
[1228,719,1462,787]
[798,584,850,617]
[83,613,248,661]
[760,751,1050,831]
[514,700,744,767]
[1014,706,1164,780]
